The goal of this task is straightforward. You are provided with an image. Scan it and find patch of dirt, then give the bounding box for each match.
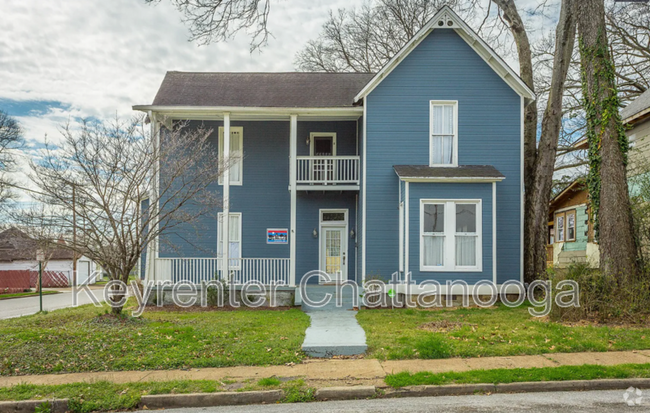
[532,314,650,329]
[90,313,148,326]
[418,320,476,332]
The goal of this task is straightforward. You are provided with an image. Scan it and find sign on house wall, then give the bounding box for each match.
[267,229,288,244]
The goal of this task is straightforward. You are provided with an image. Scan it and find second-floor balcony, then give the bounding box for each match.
[296,156,360,190]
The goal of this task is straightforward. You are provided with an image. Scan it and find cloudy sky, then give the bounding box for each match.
[1,0,557,199]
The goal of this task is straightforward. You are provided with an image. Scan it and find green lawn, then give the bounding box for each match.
[0,304,310,376]
[0,291,58,300]
[357,304,650,360]
[385,363,650,388]
[0,378,313,412]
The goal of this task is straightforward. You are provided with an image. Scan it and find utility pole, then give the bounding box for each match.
[36,249,44,312]
[72,184,77,287]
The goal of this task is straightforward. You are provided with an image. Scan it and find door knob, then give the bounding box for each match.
[342,252,346,265]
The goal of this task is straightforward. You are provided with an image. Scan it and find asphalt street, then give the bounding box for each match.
[0,287,106,319]
[134,389,649,412]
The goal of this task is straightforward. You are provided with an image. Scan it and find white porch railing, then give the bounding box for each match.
[153,258,290,285]
[296,156,360,186]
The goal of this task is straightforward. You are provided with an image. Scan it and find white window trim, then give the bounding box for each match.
[420,199,482,272]
[310,132,337,156]
[218,212,242,269]
[556,214,565,243]
[429,100,458,167]
[218,126,243,186]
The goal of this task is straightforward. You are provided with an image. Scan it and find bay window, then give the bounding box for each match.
[421,200,481,271]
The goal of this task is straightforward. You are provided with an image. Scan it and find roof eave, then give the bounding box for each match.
[397,176,505,183]
[132,105,364,114]
[623,107,650,126]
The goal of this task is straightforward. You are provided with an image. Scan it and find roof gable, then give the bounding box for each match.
[354,6,535,102]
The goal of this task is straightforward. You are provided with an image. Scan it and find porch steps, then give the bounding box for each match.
[557,250,588,267]
[300,286,367,358]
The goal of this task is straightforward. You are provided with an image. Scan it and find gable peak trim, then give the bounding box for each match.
[354,5,535,102]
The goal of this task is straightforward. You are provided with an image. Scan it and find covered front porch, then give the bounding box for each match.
[138,106,363,288]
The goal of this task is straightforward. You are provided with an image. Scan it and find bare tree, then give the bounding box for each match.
[526,0,577,283]
[295,0,483,73]
[14,117,226,314]
[146,0,271,52]
[0,110,23,204]
[576,0,639,279]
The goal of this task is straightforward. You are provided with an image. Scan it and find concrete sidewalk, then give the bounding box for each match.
[2,350,650,388]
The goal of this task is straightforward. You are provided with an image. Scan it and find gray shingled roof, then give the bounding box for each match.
[151,72,375,108]
[622,88,650,121]
[0,228,73,262]
[393,165,505,180]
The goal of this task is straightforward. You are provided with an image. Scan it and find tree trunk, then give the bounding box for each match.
[528,0,577,281]
[576,0,638,280]
[491,0,538,283]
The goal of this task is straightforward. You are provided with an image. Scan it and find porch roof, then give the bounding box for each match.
[149,72,375,108]
[393,165,505,182]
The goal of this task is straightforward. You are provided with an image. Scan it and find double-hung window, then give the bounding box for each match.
[421,200,481,271]
[218,212,242,269]
[566,211,576,241]
[556,214,565,242]
[430,101,457,166]
[555,210,575,242]
[218,126,243,185]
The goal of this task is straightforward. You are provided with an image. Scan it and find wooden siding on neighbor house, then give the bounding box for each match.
[628,118,650,178]
[365,28,522,284]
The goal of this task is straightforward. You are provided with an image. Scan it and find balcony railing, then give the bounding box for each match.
[296,156,360,186]
[153,257,291,285]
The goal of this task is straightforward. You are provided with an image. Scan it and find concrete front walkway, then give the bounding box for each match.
[300,286,367,357]
[2,350,650,388]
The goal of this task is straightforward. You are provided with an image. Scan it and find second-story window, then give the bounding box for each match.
[218,126,243,185]
[430,101,458,166]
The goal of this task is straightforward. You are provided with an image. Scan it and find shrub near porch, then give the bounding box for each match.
[0,305,310,376]
[356,304,650,360]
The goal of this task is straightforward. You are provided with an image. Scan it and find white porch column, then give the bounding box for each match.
[289,114,297,287]
[222,113,231,281]
[146,110,159,282]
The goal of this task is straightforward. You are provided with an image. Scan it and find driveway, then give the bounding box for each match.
[0,286,106,319]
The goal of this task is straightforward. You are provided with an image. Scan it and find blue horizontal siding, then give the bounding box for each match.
[365,28,521,284]
[157,119,360,284]
[296,192,358,284]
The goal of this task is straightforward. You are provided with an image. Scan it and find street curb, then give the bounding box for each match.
[0,399,68,413]
[384,378,650,398]
[3,379,650,412]
[315,386,377,401]
[139,390,283,409]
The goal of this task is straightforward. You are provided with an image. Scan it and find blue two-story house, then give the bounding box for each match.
[134,7,534,295]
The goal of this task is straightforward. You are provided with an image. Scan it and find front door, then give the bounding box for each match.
[319,210,348,284]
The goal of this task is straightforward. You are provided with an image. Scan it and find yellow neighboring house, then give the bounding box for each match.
[547,180,599,268]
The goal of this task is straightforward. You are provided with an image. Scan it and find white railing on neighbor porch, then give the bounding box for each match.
[154,258,290,285]
[296,156,360,185]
